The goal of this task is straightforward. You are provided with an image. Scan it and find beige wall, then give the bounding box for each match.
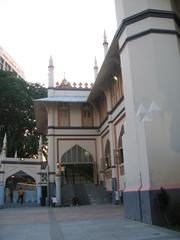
[70,104,81,126]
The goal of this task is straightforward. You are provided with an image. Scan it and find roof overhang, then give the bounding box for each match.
[34,95,88,103]
[88,35,120,102]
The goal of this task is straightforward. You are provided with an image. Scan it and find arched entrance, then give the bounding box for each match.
[61,145,94,184]
[117,125,125,204]
[105,139,111,169]
[118,125,124,164]
[5,171,36,203]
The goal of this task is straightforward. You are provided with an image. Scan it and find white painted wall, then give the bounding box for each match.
[116,0,180,190]
[115,0,172,26]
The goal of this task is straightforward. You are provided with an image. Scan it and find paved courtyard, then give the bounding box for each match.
[0,204,180,240]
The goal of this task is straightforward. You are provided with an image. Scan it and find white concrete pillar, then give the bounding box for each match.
[106,91,117,203]
[47,103,56,203]
[0,183,4,206]
[115,0,180,225]
[36,185,42,204]
[55,174,61,206]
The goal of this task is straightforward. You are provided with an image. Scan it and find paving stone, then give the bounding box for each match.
[0,204,180,240]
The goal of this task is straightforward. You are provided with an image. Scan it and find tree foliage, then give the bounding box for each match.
[0,70,47,158]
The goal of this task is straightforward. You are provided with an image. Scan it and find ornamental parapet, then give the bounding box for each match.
[55,79,93,89]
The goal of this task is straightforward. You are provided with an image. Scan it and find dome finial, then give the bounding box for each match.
[103,30,108,57]
[48,55,54,88]
[94,56,98,80]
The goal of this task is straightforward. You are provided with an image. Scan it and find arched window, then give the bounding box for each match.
[105,140,111,169]
[61,145,93,164]
[118,125,124,164]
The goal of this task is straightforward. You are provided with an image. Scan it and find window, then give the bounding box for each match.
[81,103,93,127]
[105,140,111,169]
[118,125,124,164]
[58,103,70,127]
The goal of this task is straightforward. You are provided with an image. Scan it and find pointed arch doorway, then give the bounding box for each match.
[61,145,94,184]
[5,171,36,203]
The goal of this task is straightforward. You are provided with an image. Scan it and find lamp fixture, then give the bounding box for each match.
[113,75,118,81]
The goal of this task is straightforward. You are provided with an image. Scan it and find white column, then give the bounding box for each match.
[115,0,180,224]
[0,183,4,206]
[55,173,61,206]
[36,185,42,204]
[47,105,55,203]
[106,91,117,203]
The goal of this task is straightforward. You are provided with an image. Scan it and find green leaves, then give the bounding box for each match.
[0,70,47,158]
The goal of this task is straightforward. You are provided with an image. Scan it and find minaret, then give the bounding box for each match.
[38,135,43,161]
[1,133,7,160]
[14,150,17,158]
[48,56,54,88]
[94,57,98,81]
[103,30,108,57]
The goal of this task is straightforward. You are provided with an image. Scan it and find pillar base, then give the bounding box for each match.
[0,184,4,207]
[124,187,180,226]
[48,182,55,205]
[36,186,42,204]
[112,177,117,204]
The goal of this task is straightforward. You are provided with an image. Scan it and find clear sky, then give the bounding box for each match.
[0,0,117,87]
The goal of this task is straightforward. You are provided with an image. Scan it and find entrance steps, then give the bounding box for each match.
[84,184,111,205]
[62,184,75,207]
[61,184,111,207]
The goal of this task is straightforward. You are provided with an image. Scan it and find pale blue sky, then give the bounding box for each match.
[0,0,117,86]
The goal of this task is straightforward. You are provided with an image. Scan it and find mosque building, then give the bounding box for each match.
[35,0,180,225]
[0,0,180,226]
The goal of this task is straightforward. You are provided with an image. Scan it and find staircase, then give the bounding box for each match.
[61,184,74,206]
[84,184,111,205]
[61,183,111,206]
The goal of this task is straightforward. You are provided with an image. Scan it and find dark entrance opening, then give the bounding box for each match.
[64,164,93,184]
[5,171,36,203]
[61,145,94,184]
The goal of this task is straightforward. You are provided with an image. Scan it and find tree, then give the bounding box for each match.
[0,70,47,158]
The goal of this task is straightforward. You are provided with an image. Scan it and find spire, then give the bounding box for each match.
[38,135,43,161]
[103,30,108,57]
[48,55,54,88]
[3,133,7,149]
[94,57,98,80]
[1,133,7,159]
[14,150,17,158]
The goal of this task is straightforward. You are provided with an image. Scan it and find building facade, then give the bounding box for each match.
[35,0,180,225]
[0,136,46,205]
[35,51,125,206]
[0,46,25,79]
